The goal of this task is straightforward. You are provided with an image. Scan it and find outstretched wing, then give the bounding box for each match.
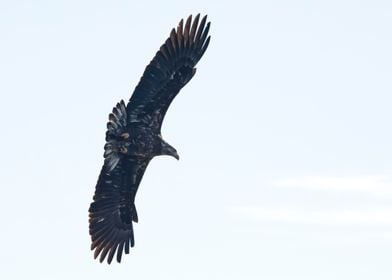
[89,157,149,264]
[127,14,211,132]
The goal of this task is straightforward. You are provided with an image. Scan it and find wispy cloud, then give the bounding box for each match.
[234,206,392,226]
[233,175,392,226]
[273,175,392,196]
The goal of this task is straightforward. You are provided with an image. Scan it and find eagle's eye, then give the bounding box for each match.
[120,147,128,154]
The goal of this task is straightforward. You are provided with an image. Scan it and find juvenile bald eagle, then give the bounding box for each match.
[88,14,211,264]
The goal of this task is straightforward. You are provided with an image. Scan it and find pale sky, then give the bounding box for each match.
[1,1,392,279]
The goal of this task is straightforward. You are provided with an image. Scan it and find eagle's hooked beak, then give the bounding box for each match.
[161,141,179,160]
[172,150,180,160]
[167,146,179,160]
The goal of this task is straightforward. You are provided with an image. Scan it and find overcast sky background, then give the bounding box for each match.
[1,0,392,279]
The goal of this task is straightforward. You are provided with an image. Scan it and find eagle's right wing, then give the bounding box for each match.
[89,157,149,264]
[126,14,211,133]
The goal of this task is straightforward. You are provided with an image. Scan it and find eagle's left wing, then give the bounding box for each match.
[89,157,149,264]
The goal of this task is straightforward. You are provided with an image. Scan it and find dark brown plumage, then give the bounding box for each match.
[89,14,211,264]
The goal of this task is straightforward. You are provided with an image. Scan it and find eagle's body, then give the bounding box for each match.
[88,14,211,264]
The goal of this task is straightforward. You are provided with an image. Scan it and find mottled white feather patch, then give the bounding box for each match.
[104,100,128,172]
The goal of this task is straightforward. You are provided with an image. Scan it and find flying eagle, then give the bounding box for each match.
[88,14,211,264]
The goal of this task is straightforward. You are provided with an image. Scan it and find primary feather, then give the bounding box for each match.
[89,14,211,264]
